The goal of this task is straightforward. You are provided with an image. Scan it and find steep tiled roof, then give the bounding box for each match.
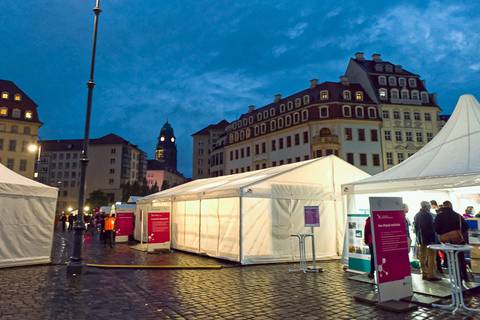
[0,79,41,124]
[192,120,229,136]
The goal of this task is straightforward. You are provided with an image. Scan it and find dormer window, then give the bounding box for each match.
[398,77,406,87]
[1,91,8,99]
[401,89,409,99]
[411,90,419,100]
[355,106,364,118]
[270,120,276,131]
[263,110,268,119]
[280,104,286,113]
[249,116,254,124]
[385,65,393,72]
[287,101,294,110]
[342,105,352,117]
[378,76,387,85]
[0,107,7,116]
[320,90,329,100]
[12,108,21,118]
[278,117,284,129]
[293,112,300,124]
[295,98,301,108]
[368,107,377,119]
[375,64,383,72]
[379,89,388,100]
[355,91,363,101]
[388,76,397,86]
[240,130,245,140]
[243,118,248,126]
[421,92,429,103]
[391,89,399,99]
[303,95,310,105]
[14,94,21,101]
[408,78,417,87]
[256,112,263,121]
[285,115,292,126]
[269,108,276,117]
[319,106,329,118]
[25,111,33,119]
[301,109,308,121]
[343,90,351,100]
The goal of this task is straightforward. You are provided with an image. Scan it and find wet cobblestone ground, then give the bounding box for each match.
[1,229,479,319]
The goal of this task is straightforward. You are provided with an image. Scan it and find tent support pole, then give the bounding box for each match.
[239,190,243,264]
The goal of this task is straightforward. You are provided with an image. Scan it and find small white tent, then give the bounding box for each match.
[0,163,58,268]
[136,156,369,264]
[343,94,480,195]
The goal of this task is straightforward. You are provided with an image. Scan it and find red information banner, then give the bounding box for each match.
[372,210,411,284]
[116,212,134,236]
[148,212,170,243]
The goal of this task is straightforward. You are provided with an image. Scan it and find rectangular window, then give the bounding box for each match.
[414,112,421,120]
[424,113,432,121]
[255,144,259,155]
[110,158,115,164]
[261,142,266,153]
[345,128,352,141]
[279,160,284,165]
[255,164,260,170]
[241,148,244,158]
[382,110,389,119]
[271,140,276,151]
[7,158,14,169]
[384,130,391,141]
[386,152,393,165]
[230,151,233,161]
[346,153,354,165]
[287,158,292,164]
[395,131,402,142]
[295,156,301,162]
[8,140,16,151]
[372,154,380,166]
[286,136,292,147]
[315,150,322,158]
[272,161,276,167]
[404,112,410,120]
[426,132,433,142]
[303,131,309,143]
[370,129,378,142]
[406,131,413,142]
[294,134,300,146]
[246,147,250,157]
[397,153,405,163]
[393,111,400,119]
[0,138,3,150]
[19,159,27,171]
[359,153,367,166]
[417,132,423,142]
[279,138,284,149]
[304,155,309,160]
[235,149,239,159]
[358,129,365,141]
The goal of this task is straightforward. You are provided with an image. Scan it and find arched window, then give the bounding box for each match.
[398,77,406,87]
[367,107,377,119]
[375,64,383,72]
[234,131,239,142]
[390,88,399,99]
[342,105,352,117]
[378,76,387,85]
[388,76,397,86]
[303,95,310,105]
[355,106,364,118]
[343,90,351,100]
[254,125,259,136]
[245,128,251,138]
[256,112,263,121]
[319,106,329,118]
[232,122,237,129]
[287,101,294,110]
[243,118,248,126]
[401,89,409,99]
[12,108,21,118]
[411,90,419,100]
[295,98,301,108]
[240,130,245,140]
[269,108,276,117]
[278,117,284,129]
[320,90,329,100]
[1,91,9,99]
[263,110,268,119]
[379,88,388,100]
[280,104,286,113]
[408,78,417,87]
[355,91,363,101]
[421,92,429,103]
[293,112,300,124]
[229,134,234,143]
[249,116,254,124]
[301,109,308,121]
[285,115,292,126]
[270,120,276,131]
[14,94,22,101]
[237,120,242,128]
[260,123,267,134]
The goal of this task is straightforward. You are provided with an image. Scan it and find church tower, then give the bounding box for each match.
[155,121,177,171]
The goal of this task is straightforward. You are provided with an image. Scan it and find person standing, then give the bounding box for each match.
[403,204,412,252]
[364,216,375,279]
[435,201,470,282]
[68,214,74,231]
[414,201,440,281]
[60,214,67,232]
[104,214,116,248]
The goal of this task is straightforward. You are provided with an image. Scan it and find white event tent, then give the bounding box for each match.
[136,156,369,264]
[343,94,480,220]
[0,163,58,268]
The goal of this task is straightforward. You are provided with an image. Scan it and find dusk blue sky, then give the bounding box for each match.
[2,0,479,177]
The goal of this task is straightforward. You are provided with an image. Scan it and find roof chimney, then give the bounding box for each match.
[372,53,381,62]
[354,52,365,60]
[310,79,318,88]
[248,105,255,113]
[431,93,437,104]
[274,94,282,103]
[340,75,349,86]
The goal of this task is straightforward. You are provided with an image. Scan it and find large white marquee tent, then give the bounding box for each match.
[343,94,480,221]
[137,156,369,264]
[0,163,58,268]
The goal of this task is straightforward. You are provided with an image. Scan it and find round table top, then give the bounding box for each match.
[428,243,472,252]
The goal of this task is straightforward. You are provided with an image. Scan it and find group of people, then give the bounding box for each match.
[364,200,471,282]
[59,212,117,248]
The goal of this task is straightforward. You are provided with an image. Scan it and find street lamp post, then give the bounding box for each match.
[67,0,102,276]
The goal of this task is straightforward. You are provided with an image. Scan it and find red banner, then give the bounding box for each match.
[116,212,134,236]
[148,212,170,243]
[371,210,410,284]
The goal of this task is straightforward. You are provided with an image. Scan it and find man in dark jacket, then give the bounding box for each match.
[414,201,440,280]
[435,201,469,282]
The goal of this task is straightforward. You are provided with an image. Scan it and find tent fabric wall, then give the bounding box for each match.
[0,163,58,268]
[137,156,370,264]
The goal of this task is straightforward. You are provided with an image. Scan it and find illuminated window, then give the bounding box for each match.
[355,91,363,101]
[25,111,33,119]
[0,107,7,116]
[320,90,329,100]
[14,94,21,101]
[379,89,387,100]
[1,91,9,99]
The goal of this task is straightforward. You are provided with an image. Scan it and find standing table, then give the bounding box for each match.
[289,233,323,273]
[428,243,479,315]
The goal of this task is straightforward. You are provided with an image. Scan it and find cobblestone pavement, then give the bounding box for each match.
[1,230,479,320]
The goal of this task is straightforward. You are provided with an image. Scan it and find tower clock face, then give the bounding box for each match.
[160,136,165,142]
[171,137,175,142]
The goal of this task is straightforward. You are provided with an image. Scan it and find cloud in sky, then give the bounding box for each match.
[1,0,479,177]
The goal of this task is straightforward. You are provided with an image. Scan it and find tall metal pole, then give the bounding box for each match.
[67,0,102,276]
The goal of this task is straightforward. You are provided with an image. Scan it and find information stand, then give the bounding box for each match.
[147,211,171,251]
[115,212,134,243]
